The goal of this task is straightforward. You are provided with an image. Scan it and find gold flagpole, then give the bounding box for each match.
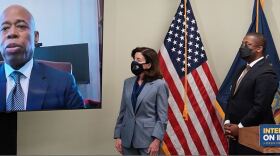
[183,0,188,120]
[256,0,259,32]
[256,0,265,33]
[260,0,264,7]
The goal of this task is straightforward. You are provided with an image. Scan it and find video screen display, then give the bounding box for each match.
[0,0,102,112]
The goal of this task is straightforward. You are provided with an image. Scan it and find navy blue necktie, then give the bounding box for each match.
[6,71,25,112]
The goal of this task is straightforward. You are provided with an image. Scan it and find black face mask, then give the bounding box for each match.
[239,44,253,59]
[131,61,146,76]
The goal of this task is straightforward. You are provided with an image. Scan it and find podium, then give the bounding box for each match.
[239,126,280,153]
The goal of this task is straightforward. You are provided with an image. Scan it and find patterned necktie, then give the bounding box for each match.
[6,71,25,112]
[234,65,251,94]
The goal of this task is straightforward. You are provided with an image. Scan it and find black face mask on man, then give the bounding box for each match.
[131,61,146,75]
[238,44,254,59]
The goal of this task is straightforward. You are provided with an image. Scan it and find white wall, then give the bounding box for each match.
[14,0,280,155]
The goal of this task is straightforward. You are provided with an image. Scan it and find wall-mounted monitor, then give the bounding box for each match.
[0,0,103,112]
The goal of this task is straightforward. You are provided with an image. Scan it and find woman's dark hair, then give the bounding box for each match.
[131,47,163,82]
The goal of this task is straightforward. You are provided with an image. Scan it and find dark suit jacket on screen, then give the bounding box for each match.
[0,60,84,112]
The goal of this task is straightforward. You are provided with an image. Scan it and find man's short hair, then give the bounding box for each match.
[246,32,266,51]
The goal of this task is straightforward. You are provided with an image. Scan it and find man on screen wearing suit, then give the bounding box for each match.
[0,5,84,112]
[224,32,278,155]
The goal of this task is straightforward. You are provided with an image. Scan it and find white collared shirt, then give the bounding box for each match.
[247,56,264,68]
[5,58,34,110]
[225,56,264,128]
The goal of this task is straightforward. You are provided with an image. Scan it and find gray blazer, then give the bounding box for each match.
[114,76,169,148]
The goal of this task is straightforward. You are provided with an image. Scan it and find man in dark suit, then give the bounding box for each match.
[0,5,84,112]
[224,32,278,155]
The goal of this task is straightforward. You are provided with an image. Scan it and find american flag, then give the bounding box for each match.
[158,0,228,155]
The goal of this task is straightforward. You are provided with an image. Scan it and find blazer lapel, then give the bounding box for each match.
[26,62,48,110]
[233,59,265,95]
[232,65,246,96]
[0,65,7,112]
[127,77,136,115]
[134,81,154,113]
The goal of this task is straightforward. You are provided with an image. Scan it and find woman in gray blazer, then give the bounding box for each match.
[114,47,169,155]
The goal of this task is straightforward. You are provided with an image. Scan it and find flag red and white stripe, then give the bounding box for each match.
[158,0,228,155]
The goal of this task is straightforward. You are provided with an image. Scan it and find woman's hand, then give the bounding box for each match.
[115,138,123,154]
[148,138,160,156]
